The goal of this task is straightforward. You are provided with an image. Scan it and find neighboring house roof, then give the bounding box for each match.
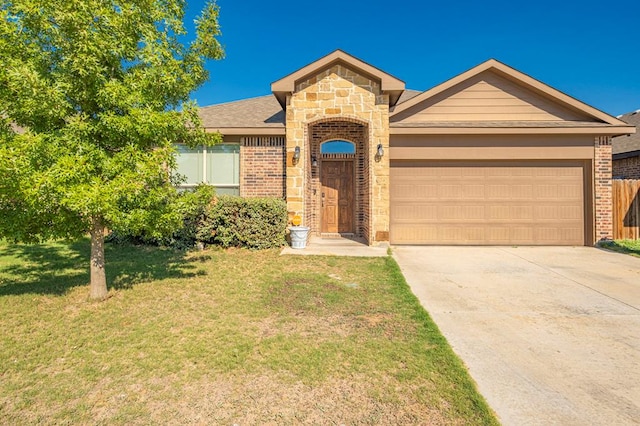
[271,49,406,108]
[612,110,640,159]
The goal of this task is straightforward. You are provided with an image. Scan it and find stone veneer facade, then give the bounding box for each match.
[284,64,390,244]
[595,136,613,241]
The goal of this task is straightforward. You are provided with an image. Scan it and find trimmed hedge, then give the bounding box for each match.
[197,196,287,249]
[107,188,288,250]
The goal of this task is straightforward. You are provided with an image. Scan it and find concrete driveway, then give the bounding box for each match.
[393,246,640,426]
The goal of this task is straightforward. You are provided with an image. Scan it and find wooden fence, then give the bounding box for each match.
[613,179,640,240]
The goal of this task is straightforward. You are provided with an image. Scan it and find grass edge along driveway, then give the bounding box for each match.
[598,239,640,258]
[0,239,499,425]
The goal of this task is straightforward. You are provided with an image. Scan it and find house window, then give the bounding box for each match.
[321,140,356,154]
[175,144,240,195]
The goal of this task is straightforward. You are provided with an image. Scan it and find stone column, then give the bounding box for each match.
[285,95,305,223]
[370,98,390,244]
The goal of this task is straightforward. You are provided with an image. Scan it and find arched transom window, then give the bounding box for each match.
[320,140,356,154]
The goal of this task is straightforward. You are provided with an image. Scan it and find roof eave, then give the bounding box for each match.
[272,92,288,110]
[613,149,640,160]
[205,127,286,136]
[389,125,636,136]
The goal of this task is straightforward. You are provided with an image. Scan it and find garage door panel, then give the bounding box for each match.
[393,223,584,245]
[489,206,534,220]
[536,227,583,243]
[510,227,534,242]
[440,227,485,242]
[390,161,585,245]
[391,224,438,242]
[487,184,514,199]
[559,184,582,199]
[488,167,529,177]
[465,185,485,198]
[393,184,439,199]
[393,204,582,223]
[537,167,582,178]
[534,205,582,220]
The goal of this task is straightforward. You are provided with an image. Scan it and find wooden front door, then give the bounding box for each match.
[321,160,354,234]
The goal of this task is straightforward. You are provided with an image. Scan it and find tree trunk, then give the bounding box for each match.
[89,216,108,300]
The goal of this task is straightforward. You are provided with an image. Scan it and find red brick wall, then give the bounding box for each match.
[595,136,613,241]
[613,156,640,180]
[240,137,285,198]
[306,119,370,240]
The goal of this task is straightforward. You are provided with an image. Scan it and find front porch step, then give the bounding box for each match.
[320,233,356,239]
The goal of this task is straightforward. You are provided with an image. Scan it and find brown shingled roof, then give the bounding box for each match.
[198,90,423,130]
[199,95,285,129]
[613,110,640,157]
[396,89,422,105]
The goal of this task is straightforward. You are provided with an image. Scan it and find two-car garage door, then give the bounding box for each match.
[390,161,586,245]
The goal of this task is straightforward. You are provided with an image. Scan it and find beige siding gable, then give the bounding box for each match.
[392,70,594,124]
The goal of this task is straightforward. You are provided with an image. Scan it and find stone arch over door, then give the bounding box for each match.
[305,118,371,240]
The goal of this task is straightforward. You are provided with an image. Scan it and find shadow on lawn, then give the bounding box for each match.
[0,239,204,296]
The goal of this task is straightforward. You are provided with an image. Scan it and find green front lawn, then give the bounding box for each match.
[0,240,498,425]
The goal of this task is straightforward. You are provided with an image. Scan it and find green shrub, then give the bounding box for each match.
[171,184,216,247]
[107,184,215,249]
[197,196,287,249]
[107,189,287,250]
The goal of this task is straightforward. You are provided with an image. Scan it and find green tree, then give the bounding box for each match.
[0,0,223,299]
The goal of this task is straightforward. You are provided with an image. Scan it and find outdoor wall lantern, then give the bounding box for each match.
[311,155,318,167]
[293,146,301,164]
[375,143,384,160]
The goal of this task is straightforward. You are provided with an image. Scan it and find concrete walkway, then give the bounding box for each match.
[393,246,640,426]
[281,236,388,257]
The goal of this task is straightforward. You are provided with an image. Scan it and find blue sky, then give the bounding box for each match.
[185,0,639,117]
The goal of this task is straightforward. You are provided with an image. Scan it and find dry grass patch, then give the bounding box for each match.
[0,239,498,425]
[143,373,451,425]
